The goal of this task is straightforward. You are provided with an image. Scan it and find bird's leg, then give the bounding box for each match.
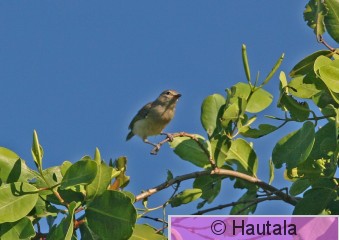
[161,132,174,141]
[144,139,161,155]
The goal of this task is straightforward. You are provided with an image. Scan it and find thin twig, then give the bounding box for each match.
[135,169,298,206]
[319,35,335,52]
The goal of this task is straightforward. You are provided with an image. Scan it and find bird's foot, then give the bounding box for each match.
[150,144,161,155]
[161,132,174,142]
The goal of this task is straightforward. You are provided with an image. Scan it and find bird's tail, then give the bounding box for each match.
[126,131,134,141]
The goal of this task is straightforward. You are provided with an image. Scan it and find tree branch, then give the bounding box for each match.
[135,169,298,206]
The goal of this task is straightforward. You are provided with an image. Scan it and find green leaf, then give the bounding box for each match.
[46,189,84,206]
[240,124,278,138]
[225,138,258,176]
[170,188,202,207]
[228,83,273,113]
[86,161,113,202]
[289,50,332,77]
[304,0,328,39]
[93,148,101,164]
[86,190,137,240]
[272,121,315,169]
[60,160,97,190]
[200,94,226,137]
[47,202,76,240]
[130,224,167,240]
[0,182,38,223]
[209,135,230,167]
[268,159,274,185]
[79,223,101,240]
[31,130,43,172]
[193,175,221,203]
[261,53,284,86]
[0,217,35,240]
[318,60,339,93]
[324,0,339,43]
[293,188,336,214]
[60,161,72,176]
[288,75,322,99]
[114,156,130,188]
[169,135,210,168]
[35,166,63,190]
[230,190,257,215]
[314,55,332,75]
[278,93,311,121]
[0,147,39,184]
[290,179,311,196]
[307,121,337,161]
[242,44,251,83]
[166,170,173,181]
[221,99,241,127]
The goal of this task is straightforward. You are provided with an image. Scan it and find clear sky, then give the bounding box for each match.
[0,0,333,231]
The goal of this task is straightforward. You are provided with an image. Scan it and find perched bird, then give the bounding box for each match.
[126,90,181,150]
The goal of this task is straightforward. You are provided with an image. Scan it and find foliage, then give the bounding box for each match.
[0,1,338,239]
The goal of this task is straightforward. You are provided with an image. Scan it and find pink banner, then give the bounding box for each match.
[169,216,338,240]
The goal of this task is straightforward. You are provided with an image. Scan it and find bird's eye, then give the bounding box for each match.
[166,91,171,95]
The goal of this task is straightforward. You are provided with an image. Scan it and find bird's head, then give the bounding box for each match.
[156,90,181,105]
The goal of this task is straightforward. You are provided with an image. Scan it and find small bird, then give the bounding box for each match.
[126,90,181,150]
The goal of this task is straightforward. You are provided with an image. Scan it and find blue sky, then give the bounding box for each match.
[0,0,333,231]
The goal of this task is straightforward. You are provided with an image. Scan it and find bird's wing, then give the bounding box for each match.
[128,102,152,130]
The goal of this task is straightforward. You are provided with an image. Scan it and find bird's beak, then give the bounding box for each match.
[175,93,182,99]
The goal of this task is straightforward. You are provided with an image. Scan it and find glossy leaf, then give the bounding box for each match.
[272,121,315,169]
[288,75,321,99]
[169,135,210,168]
[246,87,273,113]
[314,55,332,75]
[290,179,311,196]
[86,161,113,202]
[60,160,97,190]
[35,166,63,189]
[0,217,35,239]
[200,94,226,137]
[60,161,72,176]
[307,121,337,161]
[79,223,101,240]
[209,135,230,167]
[225,138,258,176]
[193,175,221,203]
[289,50,332,77]
[0,182,38,223]
[324,0,339,43]
[228,83,273,113]
[278,93,311,121]
[303,0,327,39]
[86,190,137,240]
[240,124,278,138]
[170,189,202,207]
[0,147,38,184]
[130,224,167,240]
[293,188,336,214]
[318,61,339,93]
